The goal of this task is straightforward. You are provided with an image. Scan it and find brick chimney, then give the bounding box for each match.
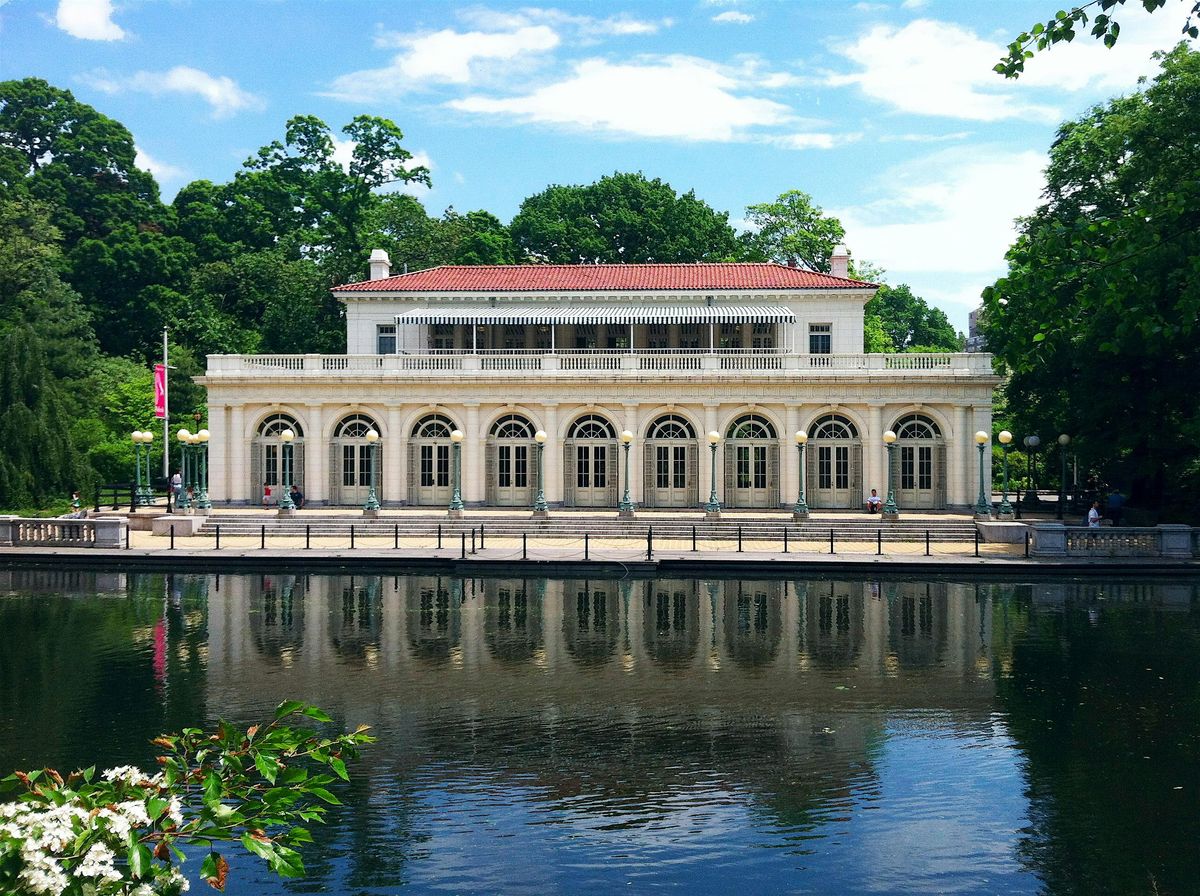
[368,249,391,280]
[830,245,849,279]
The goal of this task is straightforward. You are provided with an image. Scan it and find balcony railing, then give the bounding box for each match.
[207,349,996,376]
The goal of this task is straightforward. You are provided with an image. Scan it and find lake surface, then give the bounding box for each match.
[1,569,1198,895]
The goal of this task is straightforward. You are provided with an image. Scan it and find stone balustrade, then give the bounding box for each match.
[1029,523,1194,559]
[0,516,126,548]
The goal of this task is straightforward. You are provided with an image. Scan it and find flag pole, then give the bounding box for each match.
[162,327,170,478]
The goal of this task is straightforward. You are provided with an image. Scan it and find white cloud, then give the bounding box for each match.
[901,0,929,9]
[767,131,862,150]
[449,56,793,141]
[328,25,558,100]
[330,137,433,196]
[83,66,263,118]
[56,0,125,40]
[833,147,1046,312]
[828,20,1060,122]
[878,130,972,143]
[456,7,670,38]
[713,11,754,25]
[135,146,185,183]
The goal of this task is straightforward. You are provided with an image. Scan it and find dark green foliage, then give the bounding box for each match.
[510,172,742,263]
[983,45,1200,518]
[739,189,846,272]
[865,283,963,352]
[0,327,85,505]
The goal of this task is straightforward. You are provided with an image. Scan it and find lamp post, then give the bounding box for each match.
[974,430,991,518]
[997,430,1014,518]
[363,429,380,515]
[132,431,148,505]
[532,430,549,516]
[793,430,809,519]
[882,430,899,518]
[704,430,721,517]
[195,429,211,511]
[176,428,192,511]
[448,429,464,517]
[619,430,635,517]
[276,428,296,514]
[1057,433,1071,520]
[142,430,154,503]
[1023,435,1041,508]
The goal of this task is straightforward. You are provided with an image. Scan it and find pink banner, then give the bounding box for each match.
[153,364,166,418]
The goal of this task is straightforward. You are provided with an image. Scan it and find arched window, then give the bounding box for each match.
[568,414,616,440]
[491,414,535,439]
[335,413,377,439]
[647,414,695,440]
[894,414,941,439]
[412,414,456,439]
[727,414,776,440]
[257,413,304,438]
[811,414,858,440]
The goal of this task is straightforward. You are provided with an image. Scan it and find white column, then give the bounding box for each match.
[543,403,560,504]
[784,404,801,508]
[306,404,326,505]
[207,403,228,504]
[973,404,993,505]
[624,404,640,504]
[229,403,246,504]
[867,403,884,500]
[703,403,719,505]
[386,404,403,506]
[953,404,969,506]
[464,403,482,504]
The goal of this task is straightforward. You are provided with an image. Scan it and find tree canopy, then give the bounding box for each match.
[740,189,846,272]
[982,44,1200,517]
[997,0,1200,77]
[510,172,741,263]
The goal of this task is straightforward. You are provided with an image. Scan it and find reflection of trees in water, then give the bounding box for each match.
[249,574,304,659]
[643,579,699,669]
[562,580,619,667]
[803,581,864,670]
[999,598,1200,896]
[405,576,460,665]
[886,582,948,669]
[484,579,543,664]
[328,576,382,665]
[722,581,782,668]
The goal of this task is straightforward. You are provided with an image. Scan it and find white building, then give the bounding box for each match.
[199,249,999,511]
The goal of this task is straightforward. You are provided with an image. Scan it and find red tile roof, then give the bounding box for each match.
[333,263,875,293]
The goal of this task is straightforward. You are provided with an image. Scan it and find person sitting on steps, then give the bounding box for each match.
[866,489,883,513]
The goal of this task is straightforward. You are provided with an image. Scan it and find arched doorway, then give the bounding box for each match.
[408,414,457,506]
[892,413,945,509]
[563,414,617,507]
[643,414,697,508]
[487,414,536,506]
[251,413,304,505]
[330,413,380,506]
[723,413,779,508]
[807,414,862,509]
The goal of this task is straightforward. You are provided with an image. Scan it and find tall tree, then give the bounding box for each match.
[982,44,1200,518]
[510,172,741,264]
[740,189,846,272]
[866,283,963,352]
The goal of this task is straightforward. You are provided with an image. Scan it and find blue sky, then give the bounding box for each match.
[2,0,1194,330]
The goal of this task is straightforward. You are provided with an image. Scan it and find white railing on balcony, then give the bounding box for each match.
[206,351,996,377]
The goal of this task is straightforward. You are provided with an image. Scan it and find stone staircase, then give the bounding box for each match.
[197,513,980,543]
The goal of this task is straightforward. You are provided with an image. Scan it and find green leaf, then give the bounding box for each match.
[147,797,169,820]
[307,787,342,805]
[241,832,276,862]
[301,706,333,723]
[254,752,281,784]
[329,757,349,781]
[128,843,153,878]
[274,700,306,721]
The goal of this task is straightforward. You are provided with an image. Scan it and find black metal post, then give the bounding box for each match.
[1025,530,1031,558]
[480,524,485,550]
[394,523,398,549]
[738,526,743,553]
[170,524,174,550]
[877,530,882,556]
[260,524,265,550]
[784,527,788,553]
[471,528,476,554]
[585,533,589,560]
[438,524,442,549]
[692,525,697,552]
[925,530,930,556]
[829,528,834,554]
[215,526,220,550]
[523,532,527,559]
[351,525,355,550]
[125,524,130,550]
[975,528,980,557]
[647,526,653,560]
[461,532,466,558]
[306,524,310,550]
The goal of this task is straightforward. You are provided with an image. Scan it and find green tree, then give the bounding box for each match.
[982,45,1200,518]
[740,189,846,272]
[510,172,741,263]
[997,0,1200,78]
[0,327,86,507]
[866,283,963,352]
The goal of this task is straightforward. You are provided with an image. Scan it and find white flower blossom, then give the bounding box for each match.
[75,842,121,883]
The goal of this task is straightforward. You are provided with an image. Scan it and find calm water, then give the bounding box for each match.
[1,569,1198,895]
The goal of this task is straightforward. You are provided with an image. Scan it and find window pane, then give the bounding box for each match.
[515,446,527,488]
[359,445,372,486]
[499,446,511,488]
[835,447,848,489]
[919,446,932,490]
[737,446,750,489]
[436,445,449,487]
[656,447,669,489]
[818,447,832,489]
[594,447,606,488]
[266,445,278,486]
[754,446,767,489]
[420,445,433,487]
[673,447,686,489]
[577,447,589,488]
[901,447,915,490]
[343,446,355,486]
[377,325,396,355]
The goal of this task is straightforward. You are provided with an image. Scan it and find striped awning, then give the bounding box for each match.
[395,305,794,326]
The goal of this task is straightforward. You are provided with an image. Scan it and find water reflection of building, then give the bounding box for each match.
[204,575,1002,712]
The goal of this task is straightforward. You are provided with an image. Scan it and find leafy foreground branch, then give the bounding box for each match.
[0,702,372,895]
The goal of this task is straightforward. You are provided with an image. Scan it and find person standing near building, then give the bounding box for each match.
[1106,487,1125,526]
[1088,501,1101,528]
[170,470,182,504]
